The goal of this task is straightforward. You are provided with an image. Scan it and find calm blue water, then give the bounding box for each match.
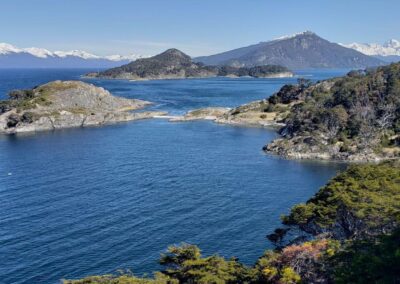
[0,69,348,284]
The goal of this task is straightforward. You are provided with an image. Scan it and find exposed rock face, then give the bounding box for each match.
[169,107,231,122]
[215,100,286,128]
[195,31,385,69]
[87,48,293,80]
[168,103,286,128]
[0,80,164,134]
[263,137,394,162]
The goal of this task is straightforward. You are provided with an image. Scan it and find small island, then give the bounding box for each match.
[86,48,293,80]
[0,80,164,134]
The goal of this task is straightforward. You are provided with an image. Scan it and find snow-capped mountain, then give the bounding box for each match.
[0,43,145,68]
[53,50,100,59]
[273,30,315,41]
[195,31,384,69]
[341,39,400,62]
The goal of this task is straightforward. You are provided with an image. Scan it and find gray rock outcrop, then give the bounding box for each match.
[0,80,164,134]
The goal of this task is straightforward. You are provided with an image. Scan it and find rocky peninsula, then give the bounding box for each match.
[171,63,400,162]
[0,80,164,134]
[260,64,400,162]
[169,102,286,128]
[86,48,293,80]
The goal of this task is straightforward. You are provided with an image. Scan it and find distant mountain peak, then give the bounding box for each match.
[23,47,54,58]
[0,42,22,54]
[384,39,400,48]
[153,48,192,64]
[54,50,100,59]
[342,39,400,56]
[0,42,145,61]
[274,30,317,41]
[163,48,187,55]
[156,48,190,58]
[195,32,384,69]
[0,42,147,68]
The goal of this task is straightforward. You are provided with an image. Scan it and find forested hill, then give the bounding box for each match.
[87,48,293,80]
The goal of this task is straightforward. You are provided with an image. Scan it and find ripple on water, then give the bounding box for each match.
[0,70,348,284]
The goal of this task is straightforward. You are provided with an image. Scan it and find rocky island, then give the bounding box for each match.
[86,48,293,80]
[0,80,164,134]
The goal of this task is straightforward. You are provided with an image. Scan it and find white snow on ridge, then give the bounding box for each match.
[23,47,55,58]
[1,43,57,58]
[0,42,144,61]
[274,31,315,41]
[0,43,22,54]
[105,54,126,61]
[341,39,400,56]
[54,50,99,59]
[105,54,146,61]
[384,39,400,49]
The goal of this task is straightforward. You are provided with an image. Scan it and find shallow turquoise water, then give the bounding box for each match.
[0,69,347,283]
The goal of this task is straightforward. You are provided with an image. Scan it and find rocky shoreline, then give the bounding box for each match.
[221,64,400,163]
[0,80,165,134]
[168,102,286,128]
[85,72,294,81]
[3,63,399,164]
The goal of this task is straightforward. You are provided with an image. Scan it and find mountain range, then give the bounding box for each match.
[2,32,399,69]
[194,31,385,69]
[0,43,145,68]
[341,39,400,62]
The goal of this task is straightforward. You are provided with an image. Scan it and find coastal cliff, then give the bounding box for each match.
[86,48,293,80]
[0,81,163,134]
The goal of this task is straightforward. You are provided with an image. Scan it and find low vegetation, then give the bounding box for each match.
[0,88,52,114]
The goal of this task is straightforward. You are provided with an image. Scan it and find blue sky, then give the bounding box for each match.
[1,0,399,56]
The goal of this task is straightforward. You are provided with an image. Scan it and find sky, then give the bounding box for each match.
[0,0,399,57]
